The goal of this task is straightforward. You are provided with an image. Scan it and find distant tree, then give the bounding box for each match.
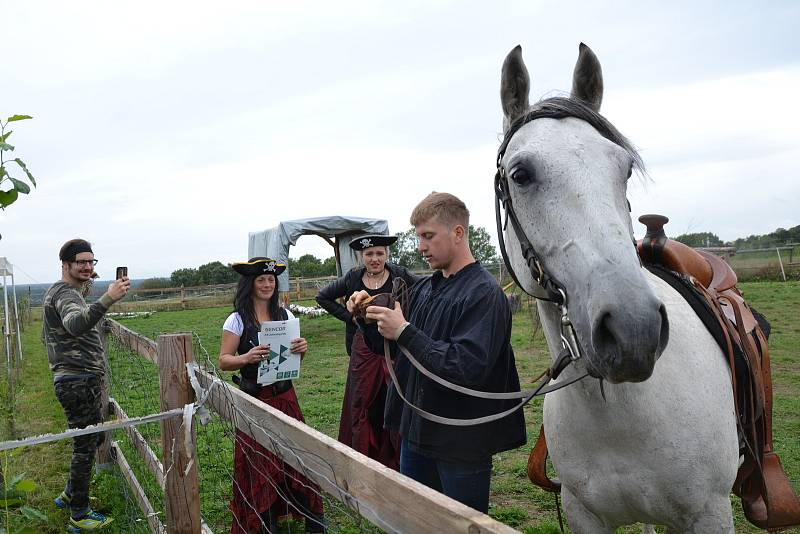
[390,228,426,271]
[389,225,499,270]
[674,232,724,248]
[0,114,38,209]
[732,224,800,250]
[137,277,173,290]
[171,268,200,287]
[291,254,324,278]
[468,225,499,266]
[197,261,237,285]
[321,256,337,276]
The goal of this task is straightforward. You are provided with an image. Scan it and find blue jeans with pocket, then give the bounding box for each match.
[399,438,492,513]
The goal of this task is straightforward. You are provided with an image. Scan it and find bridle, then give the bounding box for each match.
[493,110,587,367]
[377,110,598,426]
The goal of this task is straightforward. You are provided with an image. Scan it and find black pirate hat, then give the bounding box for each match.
[348,234,397,251]
[231,257,287,276]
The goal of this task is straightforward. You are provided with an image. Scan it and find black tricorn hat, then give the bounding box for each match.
[231,257,287,276]
[348,234,397,251]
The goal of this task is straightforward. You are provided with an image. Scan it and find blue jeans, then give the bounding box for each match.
[399,439,492,513]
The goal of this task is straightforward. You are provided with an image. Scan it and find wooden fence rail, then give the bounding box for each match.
[110,398,165,489]
[107,319,158,363]
[112,441,167,534]
[105,318,520,534]
[192,364,518,534]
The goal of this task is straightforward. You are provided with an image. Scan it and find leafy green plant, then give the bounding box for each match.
[0,115,37,210]
[1,452,48,534]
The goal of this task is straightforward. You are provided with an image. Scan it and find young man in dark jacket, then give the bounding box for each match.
[352,192,527,513]
[42,238,129,532]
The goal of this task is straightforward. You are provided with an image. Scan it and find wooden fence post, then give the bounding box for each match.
[96,319,113,469]
[180,285,187,310]
[158,333,201,534]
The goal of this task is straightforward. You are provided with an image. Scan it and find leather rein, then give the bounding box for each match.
[374,114,593,427]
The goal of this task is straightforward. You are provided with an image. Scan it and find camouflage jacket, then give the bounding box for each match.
[42,281,116,378]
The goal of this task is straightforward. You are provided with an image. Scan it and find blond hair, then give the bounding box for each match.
[410,192,470,230]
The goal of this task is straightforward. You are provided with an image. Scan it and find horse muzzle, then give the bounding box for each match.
[587,292,669,383]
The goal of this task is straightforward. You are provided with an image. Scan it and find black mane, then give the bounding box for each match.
[499,96,646,176]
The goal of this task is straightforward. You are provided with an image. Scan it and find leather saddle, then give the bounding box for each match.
[527,214,800,531]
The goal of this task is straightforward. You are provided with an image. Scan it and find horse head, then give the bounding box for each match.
[498,43,669,383]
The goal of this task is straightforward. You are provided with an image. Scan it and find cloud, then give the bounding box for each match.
[2,2,798,284]
[609,67,800,241]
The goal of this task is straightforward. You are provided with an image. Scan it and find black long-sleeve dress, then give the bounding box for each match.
[316,263,418,468]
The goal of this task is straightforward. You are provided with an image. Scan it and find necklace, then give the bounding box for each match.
[365,269,387,290]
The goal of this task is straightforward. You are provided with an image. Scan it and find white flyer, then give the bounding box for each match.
[256,318,301,385]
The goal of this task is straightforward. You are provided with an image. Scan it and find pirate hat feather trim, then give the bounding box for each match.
[348,234,397,251]
[231,257,286,276]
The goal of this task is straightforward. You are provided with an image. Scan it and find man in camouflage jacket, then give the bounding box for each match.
[42,238,129,531]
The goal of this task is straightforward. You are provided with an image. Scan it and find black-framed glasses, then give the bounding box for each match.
[73,259,99,267]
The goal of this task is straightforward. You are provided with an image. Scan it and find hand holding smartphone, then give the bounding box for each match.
[107,266,130,301]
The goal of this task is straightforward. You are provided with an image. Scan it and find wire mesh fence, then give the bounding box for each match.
[104,328,167,532]
[729,245,800,281]
[104,324,391,533]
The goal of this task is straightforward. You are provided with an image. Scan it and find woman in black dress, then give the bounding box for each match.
[316,235,418,468]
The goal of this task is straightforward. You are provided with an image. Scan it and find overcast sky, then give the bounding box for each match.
[1,1,798,284]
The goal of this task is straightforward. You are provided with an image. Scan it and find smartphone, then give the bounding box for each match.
[116,266,128,280]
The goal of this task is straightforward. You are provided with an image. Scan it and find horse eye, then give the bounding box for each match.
[510,167,534,185]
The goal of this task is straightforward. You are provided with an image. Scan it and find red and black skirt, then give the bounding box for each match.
[230,386,324,534]
[337,332,399,470]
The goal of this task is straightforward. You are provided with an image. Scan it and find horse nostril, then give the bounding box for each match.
[592,305,663,383]
[595,312,617,356]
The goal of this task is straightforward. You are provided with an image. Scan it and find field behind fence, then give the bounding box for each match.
[729,245,800,281]
[2,282,798,533]
[100,253,800,314]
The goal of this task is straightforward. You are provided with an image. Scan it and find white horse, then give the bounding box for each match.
[498,44,739,533]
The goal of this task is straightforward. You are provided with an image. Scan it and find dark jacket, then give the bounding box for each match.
[316,263,419,355]
[384,262,527,463]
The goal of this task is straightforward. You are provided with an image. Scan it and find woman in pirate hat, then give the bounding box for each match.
[219,257,325,534]
[316,235,418,469]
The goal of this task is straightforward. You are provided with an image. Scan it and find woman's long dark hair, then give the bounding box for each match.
[233,259,281,332]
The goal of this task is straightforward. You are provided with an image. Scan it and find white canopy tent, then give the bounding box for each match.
[0,257,24,366]
[248,216,389,292]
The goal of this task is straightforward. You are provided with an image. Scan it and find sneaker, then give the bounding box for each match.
[54,491,71,509]
[67,510,113,532]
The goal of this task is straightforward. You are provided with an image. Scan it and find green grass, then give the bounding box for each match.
[3,286,799,533]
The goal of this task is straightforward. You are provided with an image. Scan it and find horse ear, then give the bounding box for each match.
[571,43,603,112]
[501,45,530,129]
